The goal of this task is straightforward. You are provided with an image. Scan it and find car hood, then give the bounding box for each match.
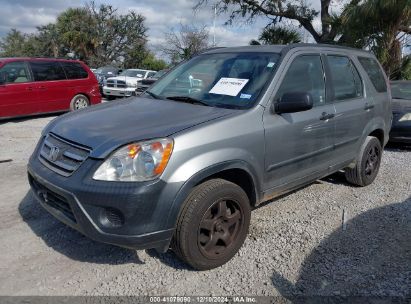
[107,75,141,82]
[44,97,238,158]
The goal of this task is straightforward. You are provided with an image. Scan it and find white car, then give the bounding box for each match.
[103,69,156,98]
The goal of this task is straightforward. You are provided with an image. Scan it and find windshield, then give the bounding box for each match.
[153,70,167,78]
[94,67,117,74]
[147,52,280,109]
[120,70,146,77]
[391,82,411,100]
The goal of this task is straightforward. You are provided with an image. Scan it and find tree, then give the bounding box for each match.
[161,24,210,64]
[0,29,31,57]
[251,25,301,45]
[337,0,411,78]
[140,52,168,71]
[196,0,345,44]
[86,2,148,67]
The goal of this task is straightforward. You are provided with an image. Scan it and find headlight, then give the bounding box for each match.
[93,138,173,182]
[399,113,411,122]
[127,81,137,88]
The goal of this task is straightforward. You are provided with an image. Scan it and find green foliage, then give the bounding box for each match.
[0,29,32,57]
[255,26,301,45]
[141,53,168,71]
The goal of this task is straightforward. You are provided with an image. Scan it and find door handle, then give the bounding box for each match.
[364,104,375,111]
[320,112,335,120]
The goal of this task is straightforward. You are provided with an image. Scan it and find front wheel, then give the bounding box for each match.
[172,179,251,270]
[70,94,89,111]
[345,136,382,187]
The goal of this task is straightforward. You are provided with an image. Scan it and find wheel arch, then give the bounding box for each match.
[165,160,261,230]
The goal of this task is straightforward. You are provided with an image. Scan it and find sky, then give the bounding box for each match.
[0,0,335,56]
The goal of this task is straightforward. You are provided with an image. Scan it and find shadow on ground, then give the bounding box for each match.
[18,191,144,265]
[272,196,411,299]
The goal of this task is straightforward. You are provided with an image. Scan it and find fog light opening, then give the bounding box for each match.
[100,207,125,228]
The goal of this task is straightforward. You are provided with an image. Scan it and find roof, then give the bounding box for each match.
[0,57,81,63]
[203,43,372,56]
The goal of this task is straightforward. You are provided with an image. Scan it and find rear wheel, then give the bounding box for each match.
[345,136,382,186]
[70,94,89,111]
[172,179,251,270]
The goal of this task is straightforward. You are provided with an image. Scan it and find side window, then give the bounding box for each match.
[327,56,363,101]
[0,61,31,84]
[30,61,66,81]
[275,55,326,107]
[147,72,156,78]
[61,62,89,79]
[358,57,387,93]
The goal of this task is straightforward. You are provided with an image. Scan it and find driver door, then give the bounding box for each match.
[263,53,336,191]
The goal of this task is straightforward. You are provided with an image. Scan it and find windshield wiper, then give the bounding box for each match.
[145,90,161,99]
[166,96,211,107]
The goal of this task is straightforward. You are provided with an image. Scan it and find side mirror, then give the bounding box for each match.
[274,92,314,114]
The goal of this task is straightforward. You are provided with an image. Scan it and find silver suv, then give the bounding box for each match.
[28,44,391,270]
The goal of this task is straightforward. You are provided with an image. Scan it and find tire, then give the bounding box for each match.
[345,136,382,187]
[70,94,89,111]
[107,95,116,101]
[172,179,251,270]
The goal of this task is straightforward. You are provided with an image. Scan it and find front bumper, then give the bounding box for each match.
[103,86,135,97]
[27,140,181,252]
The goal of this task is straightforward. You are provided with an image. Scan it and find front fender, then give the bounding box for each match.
[164,159,261,230]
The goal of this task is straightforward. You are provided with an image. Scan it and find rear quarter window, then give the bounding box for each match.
[358,57,387,93]
[61,62,89,79]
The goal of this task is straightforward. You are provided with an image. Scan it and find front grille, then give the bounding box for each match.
[106,80,126,88]
[29,175,76,223]
[116,80,126,88]
[39,134,90,177]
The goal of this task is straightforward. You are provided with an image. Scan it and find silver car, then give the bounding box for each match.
[28,44,391,270]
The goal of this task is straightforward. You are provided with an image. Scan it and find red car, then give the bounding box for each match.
[0,58,101,119]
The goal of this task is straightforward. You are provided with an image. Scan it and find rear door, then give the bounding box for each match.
[263,53,336,190]
[29,60,69,112]
[0,60,38,118]
[324,54,369,164]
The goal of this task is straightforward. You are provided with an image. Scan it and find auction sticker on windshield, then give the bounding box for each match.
[209,78,249,96]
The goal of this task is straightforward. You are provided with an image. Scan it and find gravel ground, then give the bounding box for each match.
[0,114,410,297]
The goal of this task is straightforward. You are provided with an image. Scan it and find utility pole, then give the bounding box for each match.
[212,3,217,46]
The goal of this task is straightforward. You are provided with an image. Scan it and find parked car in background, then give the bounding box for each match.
[135,69,168,95]
[103,69,156,99]
[28,44,391,270]
[93,66,122,95]
[0,58,101,119]
[390,80,411,143]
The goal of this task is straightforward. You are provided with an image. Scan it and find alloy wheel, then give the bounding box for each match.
[198,199,243,259]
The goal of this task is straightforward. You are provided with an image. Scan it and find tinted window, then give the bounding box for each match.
[0,61,31,84]
[147,72,156,78]
[391,82,411,100]
[358,57,387,93]
[276,55,326,107]
[327,56,363,101]
[30,61,66,81]
[61,62,88,79]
